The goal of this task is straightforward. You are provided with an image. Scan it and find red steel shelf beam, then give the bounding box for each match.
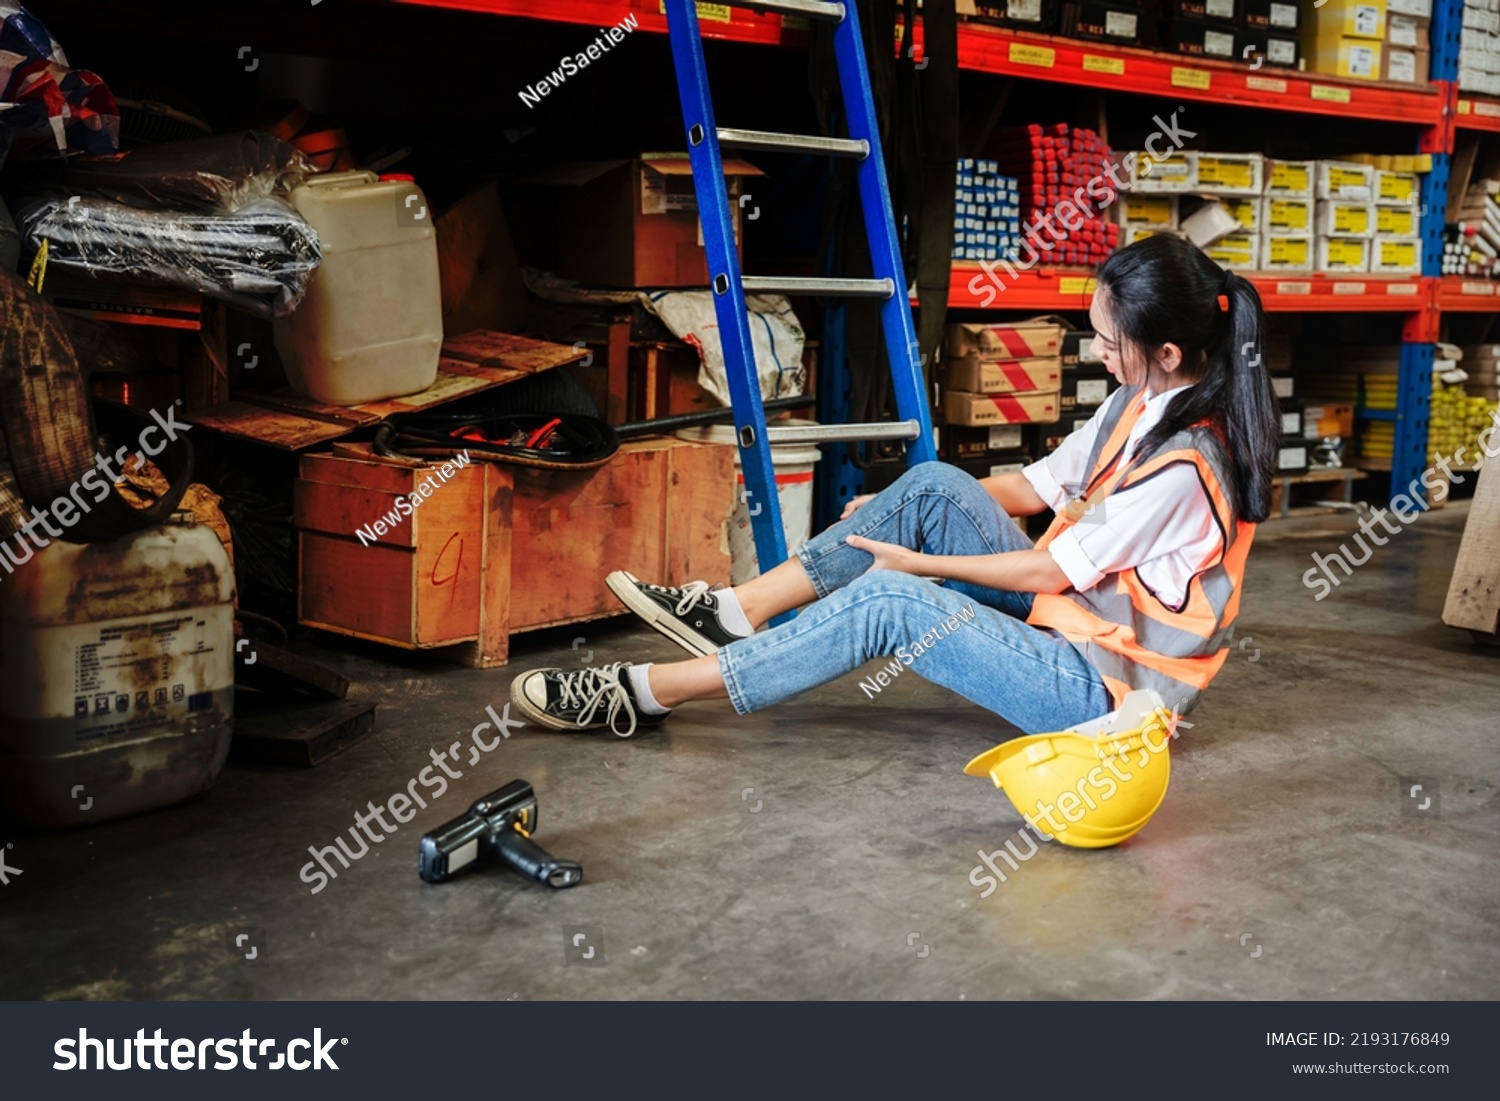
[1436,275,1500,310]
[1455,96,1500,132]
[398,2,1445,128]
[946,267,1434,314]
[955,27,1443,127]
[393,0,805,46]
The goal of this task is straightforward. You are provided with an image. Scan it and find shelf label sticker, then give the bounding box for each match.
[1458,99,1473,114]
[1082,54,1125,76]
[1275,282,1311,295]
[1477,101,1500,118]
[1057,276,1098,297]
[1385,282,1420,296]
[1461,281,1496,295]
[1332,282,1366,295]
[1310,84,1353,104]
[1171,67,1212,90]
[1008,43,1056,68]
[1245,75,1288,94]
[660,2,733,21]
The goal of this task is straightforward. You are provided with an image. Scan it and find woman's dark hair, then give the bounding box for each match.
[1096,233,1281,524]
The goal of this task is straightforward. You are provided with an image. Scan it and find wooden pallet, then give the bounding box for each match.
[1267,467,1366,520]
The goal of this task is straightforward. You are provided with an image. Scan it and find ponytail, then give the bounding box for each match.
[1096,236,1281,523]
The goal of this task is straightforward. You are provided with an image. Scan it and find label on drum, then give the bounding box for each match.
[2,604,233,749]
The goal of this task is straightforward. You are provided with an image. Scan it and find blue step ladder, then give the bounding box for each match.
[662,0,938,575]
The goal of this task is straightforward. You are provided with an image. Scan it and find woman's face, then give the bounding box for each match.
[1088,289,1185,393]
[1087,290,1135,386]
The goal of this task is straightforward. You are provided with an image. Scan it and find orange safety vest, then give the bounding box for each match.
[1027,385,1255,715]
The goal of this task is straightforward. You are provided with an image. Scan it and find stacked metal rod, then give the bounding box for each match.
[1444,179,1500,277]
[984,123,1119,266]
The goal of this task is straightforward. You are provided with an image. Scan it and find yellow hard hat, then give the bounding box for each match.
[964,690,1176,849]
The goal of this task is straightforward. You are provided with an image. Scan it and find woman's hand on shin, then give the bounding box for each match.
[843,533,922,574]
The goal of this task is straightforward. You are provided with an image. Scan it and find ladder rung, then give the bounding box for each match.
[728,0,846,21]
[740,276,894,298]
[717,128,867,159]
[765,420,921,445]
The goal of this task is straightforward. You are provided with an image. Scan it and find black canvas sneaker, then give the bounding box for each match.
[509,661,666,738]
[605,570,750,656]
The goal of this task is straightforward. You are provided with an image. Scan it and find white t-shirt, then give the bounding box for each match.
[1021,385,1224,610]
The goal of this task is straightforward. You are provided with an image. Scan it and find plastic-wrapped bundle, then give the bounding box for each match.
[38,131,311,213]
[18,195,321,318]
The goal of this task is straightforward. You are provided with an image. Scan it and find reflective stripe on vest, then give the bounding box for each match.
[1027,385,1256,715]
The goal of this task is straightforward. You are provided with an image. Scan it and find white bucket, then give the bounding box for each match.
[676,419,821,585]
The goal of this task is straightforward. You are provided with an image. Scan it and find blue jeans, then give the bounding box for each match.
[715,462,1111,735]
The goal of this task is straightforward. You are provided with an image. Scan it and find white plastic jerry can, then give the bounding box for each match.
[274,170,443,406]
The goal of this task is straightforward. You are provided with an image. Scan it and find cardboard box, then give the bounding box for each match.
[1316,236,1370,272]
[1370,237,1421,273]
[1278,437,1310,474]
[1386,12,1429,48]
[1224,197,1261,233]
[536,156,762,288]
[1062,330,1105,369]
[956,0,1057,28]
[1165,0,1238,22]
[1316,161,1376,202]
[946,356,1062,395]
[1257,34,1302,67]
[1281,403,1305,436]
[1116,194,1180,229]
[1205,233,1260,270]
[1308,35,1383,79]
[1182,200,1245,247]
[1306,0,1386,40]
[1266,159,1315,197]
[1195,153,1265,196]
[1164,20,1239,59]
[943,423,1027,460]
[1057,2,1145,43]
[1130,150,1198,192]
[946,454,1037,484]
[1061,367,1117,415]
[1242,0,1299,31]
[945,319,1064,361]
[1316,200,1376,237]
[1375,205,1420,237]
[1264,196,1314,233]
[946,389,1061,426]
[1383,46,1428,82]
[1120,226,1181,246]
[1374,169,1420,205]
[1301,402,1356,437]
[1263,234,1315,271]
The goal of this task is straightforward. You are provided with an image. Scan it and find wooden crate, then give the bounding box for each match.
[295,437,734,666]
[296,452,489,647]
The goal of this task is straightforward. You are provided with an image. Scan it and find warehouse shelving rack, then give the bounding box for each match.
[402,0,1490,508]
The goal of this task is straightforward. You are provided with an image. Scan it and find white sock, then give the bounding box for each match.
[714,587,754,637]
[626,663,671,715]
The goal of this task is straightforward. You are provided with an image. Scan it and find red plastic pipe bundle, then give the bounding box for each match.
[985,123,1120,265]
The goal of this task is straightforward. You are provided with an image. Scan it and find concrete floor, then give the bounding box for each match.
[3,499,1498,1002]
